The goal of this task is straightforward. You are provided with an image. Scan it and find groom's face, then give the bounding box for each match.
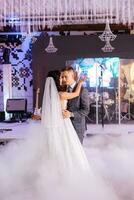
[61,70,75,86]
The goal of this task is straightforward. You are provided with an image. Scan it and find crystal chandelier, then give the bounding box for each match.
[99,18,117,52]
[101,38,115,52]
[45,37,58,53]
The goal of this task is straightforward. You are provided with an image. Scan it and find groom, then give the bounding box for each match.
[61,66,89,144]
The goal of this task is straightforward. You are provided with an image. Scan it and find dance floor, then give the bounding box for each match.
[86,123,134,135]
[0,120,134,140]
[0,120,33,141]
[0,120,134,199]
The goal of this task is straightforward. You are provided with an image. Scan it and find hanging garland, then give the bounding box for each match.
[0,0,133,32]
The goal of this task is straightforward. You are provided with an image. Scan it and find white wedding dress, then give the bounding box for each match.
[0,77,120,200]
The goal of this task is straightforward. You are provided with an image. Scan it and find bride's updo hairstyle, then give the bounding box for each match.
[47,70,61,92]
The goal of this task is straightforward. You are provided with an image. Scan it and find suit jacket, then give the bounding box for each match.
[67,84,89,141]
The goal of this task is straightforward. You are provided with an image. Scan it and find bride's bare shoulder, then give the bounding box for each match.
[59,91,65,100]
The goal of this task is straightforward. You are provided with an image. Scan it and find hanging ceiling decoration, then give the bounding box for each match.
[0,0,133,32]
[45,37,58,53]
[99,18,117,52]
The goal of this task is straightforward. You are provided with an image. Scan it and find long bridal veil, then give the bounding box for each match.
[41,77,63,128]
[40,77,90,173]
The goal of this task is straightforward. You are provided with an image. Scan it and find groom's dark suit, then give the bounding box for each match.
[67,84,89,144]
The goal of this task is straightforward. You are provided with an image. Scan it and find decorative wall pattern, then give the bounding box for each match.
[0,35,33,112]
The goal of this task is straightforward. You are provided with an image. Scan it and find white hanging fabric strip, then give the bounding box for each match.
[27,0,30,33]
[116,0,119,24]
[109,0,113,24]
[3,1,6,27]
[127,0,131,26]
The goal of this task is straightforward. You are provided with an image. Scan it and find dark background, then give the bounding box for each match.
[32,33,134,107]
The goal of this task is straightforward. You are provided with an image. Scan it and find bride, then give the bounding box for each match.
[0,70,120,200]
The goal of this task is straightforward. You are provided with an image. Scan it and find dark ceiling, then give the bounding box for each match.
[0,23,132,45]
